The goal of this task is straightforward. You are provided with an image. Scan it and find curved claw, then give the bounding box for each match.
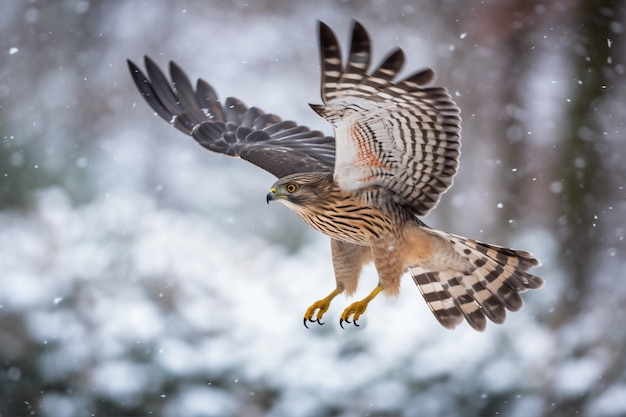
[339,316,360,329]
[303,317,325,329]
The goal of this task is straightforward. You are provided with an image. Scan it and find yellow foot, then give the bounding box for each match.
[339,285,383,328]
[303,287,342,328]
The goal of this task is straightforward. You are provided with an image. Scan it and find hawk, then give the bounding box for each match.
[128,21,543,331]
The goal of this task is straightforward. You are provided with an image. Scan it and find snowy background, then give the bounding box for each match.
[1,1,625,416]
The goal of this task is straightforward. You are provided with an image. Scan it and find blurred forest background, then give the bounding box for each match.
[0,0,625,416]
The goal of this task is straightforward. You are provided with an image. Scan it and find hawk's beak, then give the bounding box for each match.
[266,188,277,204]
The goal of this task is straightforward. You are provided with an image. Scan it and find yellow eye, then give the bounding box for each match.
[285,183,297,193]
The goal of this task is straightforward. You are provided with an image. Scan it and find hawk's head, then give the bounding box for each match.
[266,173,333,210]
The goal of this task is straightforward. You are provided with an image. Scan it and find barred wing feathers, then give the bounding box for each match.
[128,57,335,179]
[310,21,461,217]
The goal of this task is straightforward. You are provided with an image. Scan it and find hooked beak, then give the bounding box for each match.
[266,188,277,204]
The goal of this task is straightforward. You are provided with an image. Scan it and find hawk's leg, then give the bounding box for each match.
[339,285,382,328]
[303,287,343,328]
[302,239,372,328]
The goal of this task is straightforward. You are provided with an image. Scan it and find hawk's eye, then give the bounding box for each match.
[286,183,297,193]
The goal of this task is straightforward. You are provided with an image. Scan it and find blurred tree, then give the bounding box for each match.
[0,136,45,208]
[0,1,116,209]
[555,0,621,321]
[546,0,625,414]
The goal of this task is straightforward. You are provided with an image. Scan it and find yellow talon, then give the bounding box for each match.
[340,285,383,328]
[303,287,342,328]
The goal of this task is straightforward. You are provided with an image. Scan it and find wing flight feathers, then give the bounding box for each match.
[128,57,334,178]
[313,21,462,216]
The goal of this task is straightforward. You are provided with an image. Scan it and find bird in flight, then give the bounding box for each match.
[128,21,543,331]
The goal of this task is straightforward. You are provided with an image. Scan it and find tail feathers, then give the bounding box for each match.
[409,233,543,331]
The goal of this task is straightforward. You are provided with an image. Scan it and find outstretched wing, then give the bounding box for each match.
[128,57,335,178]
[310,21,461,217]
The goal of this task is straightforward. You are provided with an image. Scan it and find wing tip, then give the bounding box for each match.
[317,21,336,48]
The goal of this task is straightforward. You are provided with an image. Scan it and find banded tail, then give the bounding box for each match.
[409,231,543,331]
